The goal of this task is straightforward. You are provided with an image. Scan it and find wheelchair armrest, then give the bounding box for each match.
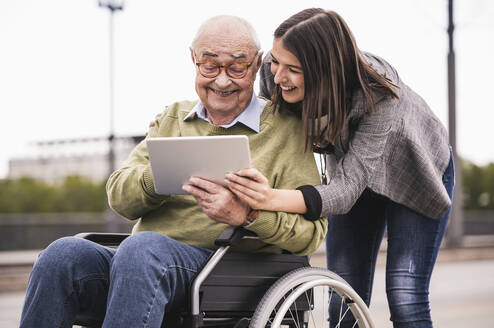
[75,232,130,247]
[214,226,257,247]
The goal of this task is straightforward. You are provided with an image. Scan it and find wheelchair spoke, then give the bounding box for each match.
[286,307,296,327]
[322,284,327,327]
[335,304,351,328]
[304,288,317,327]
[339,297,344,324]
[327,288,334,325]
[283,287,302,328]
[292,288,300,328]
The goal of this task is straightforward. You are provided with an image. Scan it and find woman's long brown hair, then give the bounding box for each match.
[272,8,399,150]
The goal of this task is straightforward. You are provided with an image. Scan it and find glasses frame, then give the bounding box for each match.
[193,52,259,79]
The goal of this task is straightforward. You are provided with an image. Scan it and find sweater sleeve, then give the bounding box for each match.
[106,139,169,220]
[244,140,328,256]
[246,209,327,256]
[106,110,171,220]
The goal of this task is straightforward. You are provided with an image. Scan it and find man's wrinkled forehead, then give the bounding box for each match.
[193,29,257,59]
[195,49,250,61]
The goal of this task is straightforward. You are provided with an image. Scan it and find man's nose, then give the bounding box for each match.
[214,70,232,88]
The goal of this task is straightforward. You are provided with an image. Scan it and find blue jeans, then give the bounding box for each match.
[326,151,454,328]
[20,231,212,328]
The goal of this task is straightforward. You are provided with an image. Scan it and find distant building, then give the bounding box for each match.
[8,136,144,183]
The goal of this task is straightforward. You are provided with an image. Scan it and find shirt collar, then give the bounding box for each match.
[183,93,266,133]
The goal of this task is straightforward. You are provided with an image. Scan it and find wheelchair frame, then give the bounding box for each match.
[74,227,374,328]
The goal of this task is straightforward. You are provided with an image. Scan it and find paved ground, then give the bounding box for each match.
[310,247,494,327]
[2,247,494,327]
[372,259,494,327]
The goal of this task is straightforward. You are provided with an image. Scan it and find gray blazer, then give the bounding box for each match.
[260,52,452,219]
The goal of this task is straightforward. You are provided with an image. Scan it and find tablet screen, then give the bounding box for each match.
[147,135,251,195]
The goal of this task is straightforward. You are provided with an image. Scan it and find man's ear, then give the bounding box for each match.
[253,50,264,73]
[189,48,195,64]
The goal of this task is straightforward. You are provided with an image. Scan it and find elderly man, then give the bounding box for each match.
[20,16,327,327]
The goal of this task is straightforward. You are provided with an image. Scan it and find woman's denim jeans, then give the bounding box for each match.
[326,150,454,328]
[20,231,212,328]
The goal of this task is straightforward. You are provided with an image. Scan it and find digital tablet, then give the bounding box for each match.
[146,135,251,195]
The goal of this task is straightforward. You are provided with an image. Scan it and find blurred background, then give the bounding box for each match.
[0,0,493,327]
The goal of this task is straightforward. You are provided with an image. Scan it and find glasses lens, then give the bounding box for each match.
[227,63,247,78]
[199,63,219,78]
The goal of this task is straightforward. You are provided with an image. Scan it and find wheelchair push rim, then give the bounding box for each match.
[249,267,375,328]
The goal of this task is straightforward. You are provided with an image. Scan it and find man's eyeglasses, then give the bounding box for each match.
[194,53,258,79]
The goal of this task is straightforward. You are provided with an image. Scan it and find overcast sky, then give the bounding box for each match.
[0,0,493,178]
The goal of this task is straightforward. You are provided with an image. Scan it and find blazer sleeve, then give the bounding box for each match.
[314,95,398,216]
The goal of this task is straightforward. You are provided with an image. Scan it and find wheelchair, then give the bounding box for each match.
[73,226,374,328]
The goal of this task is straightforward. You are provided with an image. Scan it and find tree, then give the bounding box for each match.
[462,160,493,210]
[0,176,106,213]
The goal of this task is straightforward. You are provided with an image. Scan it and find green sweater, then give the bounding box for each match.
[106,99,327,256]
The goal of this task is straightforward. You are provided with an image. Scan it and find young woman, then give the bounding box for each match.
[225,8,454,328]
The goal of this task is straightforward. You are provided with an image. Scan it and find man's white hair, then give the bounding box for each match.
[191,15,261,51]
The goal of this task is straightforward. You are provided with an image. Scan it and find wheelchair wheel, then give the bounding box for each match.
[249,267,374,328]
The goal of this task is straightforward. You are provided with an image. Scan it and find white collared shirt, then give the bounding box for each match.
[183,93,266,133]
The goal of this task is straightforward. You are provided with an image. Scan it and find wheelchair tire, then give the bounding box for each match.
[249,267,374,328]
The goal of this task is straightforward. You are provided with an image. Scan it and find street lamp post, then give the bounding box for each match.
[446,0,464,247]
[98,0,124,178]
[99,0,124,232]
